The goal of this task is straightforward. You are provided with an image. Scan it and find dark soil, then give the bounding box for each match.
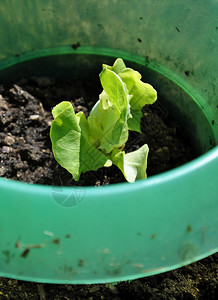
[0,77,193,186]
[0,77,217,299]
[0,254,217,299]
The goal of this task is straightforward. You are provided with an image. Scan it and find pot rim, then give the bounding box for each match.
[1,146,217,196]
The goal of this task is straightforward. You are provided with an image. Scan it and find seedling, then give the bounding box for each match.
[50,58,157,183]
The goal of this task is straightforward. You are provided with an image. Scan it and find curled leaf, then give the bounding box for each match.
[110,144,149,183]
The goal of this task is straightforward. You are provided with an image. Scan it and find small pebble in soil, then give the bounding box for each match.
[3,134,15,146]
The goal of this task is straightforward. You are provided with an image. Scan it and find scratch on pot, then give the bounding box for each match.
[103,248,110,254]
[132,263,144,268]
[109,262,121,267]
[43,230,55,237]
[142,267,167,274]
[201,226,208,243]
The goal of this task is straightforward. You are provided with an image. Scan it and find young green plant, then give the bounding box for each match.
[50,58,157,183]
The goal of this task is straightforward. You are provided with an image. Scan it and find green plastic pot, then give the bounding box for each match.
[0,1,217,284]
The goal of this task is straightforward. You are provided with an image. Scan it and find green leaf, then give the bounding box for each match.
[50,102,108,181]
[88,67,131,153]
[88,91,120,151]
[104,58,157,132]
[76,111,108,174]
[99,67,129,114]
[50,102,81,180]
[110,144,149,183]
[103,58,126,75]
[127,109,143,133]
[119,68,157,109]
